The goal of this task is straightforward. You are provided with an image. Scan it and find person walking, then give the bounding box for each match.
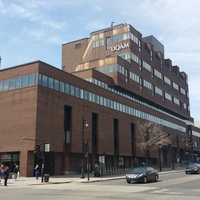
[3,166,9,186]
[13,165,20,180]
[35,164,39,180]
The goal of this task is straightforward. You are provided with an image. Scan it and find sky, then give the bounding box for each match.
[0,0,199,121]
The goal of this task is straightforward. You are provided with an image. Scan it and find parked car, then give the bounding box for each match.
[125,166,159,184]
[185,163,200,174]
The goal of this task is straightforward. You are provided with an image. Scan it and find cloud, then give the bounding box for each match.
[0,0,67,30]
[0,0,199,120]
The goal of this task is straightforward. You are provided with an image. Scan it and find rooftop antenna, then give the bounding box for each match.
[111,22,114,27]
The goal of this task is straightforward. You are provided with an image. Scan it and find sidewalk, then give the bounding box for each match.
[3,167,185,187]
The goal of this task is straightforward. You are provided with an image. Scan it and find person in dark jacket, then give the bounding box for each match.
[3,166,9,186]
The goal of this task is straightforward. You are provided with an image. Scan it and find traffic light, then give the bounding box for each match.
[36,145,40,152]
[83,142,88,157]
[35,145,41,158]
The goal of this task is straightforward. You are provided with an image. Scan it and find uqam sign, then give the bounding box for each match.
[111,43,129,52]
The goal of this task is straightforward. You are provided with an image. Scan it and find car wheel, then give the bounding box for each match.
[185,172,188,174]
[154,175,158,182]
[143,177,147,183]
[126,180,131,184]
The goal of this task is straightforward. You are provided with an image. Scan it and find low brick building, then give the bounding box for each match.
[0,23,200,176]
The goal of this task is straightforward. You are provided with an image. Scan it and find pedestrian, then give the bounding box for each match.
[0,164,4,184]
[3,166,9,186]
[35,164,39,180]
[13,165,20,180]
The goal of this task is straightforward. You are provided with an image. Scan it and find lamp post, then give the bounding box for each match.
[23,137,45,182]
[81,115,89,179]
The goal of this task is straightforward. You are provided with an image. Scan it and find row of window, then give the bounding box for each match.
[0,73,186,133]
[39,74,187,132]
[84,30,140,61]
[97,63,188,109]
[86,77,190,125]
[0,74,37,92]
[118,52,187,97]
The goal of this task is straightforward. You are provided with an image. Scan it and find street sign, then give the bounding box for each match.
[45,144,50,152]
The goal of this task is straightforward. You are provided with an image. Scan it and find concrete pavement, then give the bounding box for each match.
[0,167,184,187]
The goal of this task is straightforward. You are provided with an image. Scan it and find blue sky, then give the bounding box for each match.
[0,0,199,121]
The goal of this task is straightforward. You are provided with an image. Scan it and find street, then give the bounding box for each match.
[0,171,200,200]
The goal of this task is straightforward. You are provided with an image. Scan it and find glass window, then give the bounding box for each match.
[99,39,104,46]
[88,92,92,101]
[96,95,99,104]
[65,84,70,94]
[106,37,111,49]
[75,43,81,49]
[34,74,38,85]
[28,74,34,86]
[9,78,15,89]
[95,40,99,47]
[83,90,88,100]
[70,85,75,96]
[80,89,84,99]
[3,80,9,91]
[42,75,48,87]
[21,76,27,87]
[123,33,128,40]
[118,34,123,41]
[54,80,59,91]
[15,77,21,88]
[92,41,96,48]
[38,74,42,85]
[65,131,70,144]
[113,35,118,43]
[48,77,54,89]
[75,87,80,97]
[60,82,64,93]
[138,40,142,51]
[99,96,103,105]
[103,98,107,106]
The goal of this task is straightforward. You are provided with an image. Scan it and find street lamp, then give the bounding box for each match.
[23,137,45,182]
[81,115,89,179]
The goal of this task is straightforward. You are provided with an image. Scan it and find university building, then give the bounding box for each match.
[0,23,200,176]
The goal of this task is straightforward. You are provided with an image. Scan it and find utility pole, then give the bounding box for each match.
[81,115,89,179]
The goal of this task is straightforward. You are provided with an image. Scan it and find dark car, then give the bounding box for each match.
[125,166,159,184]
[185,163,200,174]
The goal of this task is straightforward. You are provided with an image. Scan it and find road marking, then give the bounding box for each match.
[151,188,182,195]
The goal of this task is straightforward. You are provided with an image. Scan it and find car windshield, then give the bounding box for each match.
[132,167,147,173]
[187,164,199,168]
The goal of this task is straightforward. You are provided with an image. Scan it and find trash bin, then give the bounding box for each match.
[44,174,49,182]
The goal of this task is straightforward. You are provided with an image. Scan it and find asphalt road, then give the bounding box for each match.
[0,171,200,200]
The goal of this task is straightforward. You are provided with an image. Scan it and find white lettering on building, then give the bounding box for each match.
[111,43,129,52]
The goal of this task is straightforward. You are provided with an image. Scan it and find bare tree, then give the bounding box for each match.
[136,121,171,166]
[181,134,193,152]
